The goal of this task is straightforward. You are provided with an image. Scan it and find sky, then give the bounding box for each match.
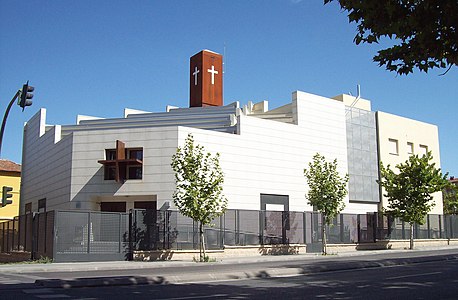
[0,0,457,176]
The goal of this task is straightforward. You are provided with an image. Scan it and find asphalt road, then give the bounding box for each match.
[2,248,458,286]
[2,258,458,299]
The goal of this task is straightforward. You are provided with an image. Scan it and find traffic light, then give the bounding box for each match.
[18,81,34,111]
[2,186,13,207]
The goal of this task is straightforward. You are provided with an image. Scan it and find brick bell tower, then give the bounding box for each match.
[189,50,223,107]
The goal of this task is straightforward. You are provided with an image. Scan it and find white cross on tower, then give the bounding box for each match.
[207,65,219,85]
[193,67,200,86]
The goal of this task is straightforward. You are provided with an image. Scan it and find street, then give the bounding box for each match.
[1,255,458,299]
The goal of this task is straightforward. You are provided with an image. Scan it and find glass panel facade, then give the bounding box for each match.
[346,107,380,203]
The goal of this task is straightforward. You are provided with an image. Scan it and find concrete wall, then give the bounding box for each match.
[70,127,178,211]
[376,111,443,214]
[176,91,377,213]
[20,109,73,213]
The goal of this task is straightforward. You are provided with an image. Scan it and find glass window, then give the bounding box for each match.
[128,149,143,160]
[104,166,116,180]
[38,198,46,212]
[128,166,142,180]
[407,142,414,155]
[388,138,398,155]
[419,144,428,156]
[25,202,32,213]
[106,149,116,160]
[101,145,143,181]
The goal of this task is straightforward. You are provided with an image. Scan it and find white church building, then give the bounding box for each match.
[19,50,443,216]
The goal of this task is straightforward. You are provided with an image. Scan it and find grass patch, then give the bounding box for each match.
[193,255,217,262]
[0,256,53,265]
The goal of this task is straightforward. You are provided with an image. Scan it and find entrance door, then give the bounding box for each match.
[260,194,290,244]
[133,201,158,250]
[134,201,156,210]
[101,202,126,212]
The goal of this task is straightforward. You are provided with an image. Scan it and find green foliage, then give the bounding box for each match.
[171,133,227,261]
[304,153,349,225]
[379,152,448,225]
[193,255,216,263]
[443,184,458,215]
[324,0,457,75]
[171,134,227,225]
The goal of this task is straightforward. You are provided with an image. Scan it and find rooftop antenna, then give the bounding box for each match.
[223,43,226,75]
[349,84,361,109]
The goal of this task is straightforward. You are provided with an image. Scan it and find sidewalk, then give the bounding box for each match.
[1,246,458,288]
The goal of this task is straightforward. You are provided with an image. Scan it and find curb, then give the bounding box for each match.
[35,253,458,288]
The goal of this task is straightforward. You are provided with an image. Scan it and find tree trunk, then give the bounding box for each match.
[322,215,327,255]
[199,222,206,261]
[409,222,414,250]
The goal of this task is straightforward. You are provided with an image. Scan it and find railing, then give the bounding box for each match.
[2,210,458,261]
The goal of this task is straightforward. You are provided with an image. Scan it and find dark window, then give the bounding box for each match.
[134,201,156,210]
[98,141,143,182]
[128,149,143,160]
[25,202,32,214]
[38,198,46,212]
[106,149,116,160]
[104,166,116,180]
[128,166,142,179]
[100,202,126,212]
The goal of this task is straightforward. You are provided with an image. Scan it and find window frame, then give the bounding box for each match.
[419,144,428,156]
[407,142,414,155]
[388,138,399,155]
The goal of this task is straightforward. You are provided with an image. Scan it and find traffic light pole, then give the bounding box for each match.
[0,90,20,156]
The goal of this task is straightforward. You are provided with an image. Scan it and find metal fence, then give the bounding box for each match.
[53,211,129,262]
[0,212,53,259]
[0,210,129,262]
[3,209,458,262]
[130,210,458,251]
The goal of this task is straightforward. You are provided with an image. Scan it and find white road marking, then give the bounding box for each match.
[23,288,55,294]
[155,294,229,300]
[387,271,442,280]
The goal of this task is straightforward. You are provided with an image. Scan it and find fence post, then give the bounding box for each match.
[31,212,37,260]
[44,212,48,255]
[450,215,454,239]
[87,212,91,254]
[373,213,377,242]
[439,215,443,239]
[12,218,15,252]
[401,220,405,240]
[427,215,431,239]
[118,213,122,254]
[6,221,10,253]
[303,212,307,245]
[128,210,134,260]
[220,214,224,249]
[259,210,264,245]
[340,214,344,243]
[235,210,239,245]
[52,211,58,261]
[356,214,361,243]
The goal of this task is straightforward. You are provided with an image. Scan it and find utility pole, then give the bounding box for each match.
[0,82,34,156]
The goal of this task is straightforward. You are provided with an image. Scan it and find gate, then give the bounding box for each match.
[53,211,129,262]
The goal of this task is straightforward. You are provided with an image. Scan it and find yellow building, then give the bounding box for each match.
[376,112,443,214]
[0,159,21,220]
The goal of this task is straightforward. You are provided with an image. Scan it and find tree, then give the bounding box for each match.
[443,184,458,215]
[304,153,349,255]
[378,152,448,249]
[171,133,227,261]
[324,0,458,75]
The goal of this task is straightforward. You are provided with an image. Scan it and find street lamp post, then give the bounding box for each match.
[0,82,34,156]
